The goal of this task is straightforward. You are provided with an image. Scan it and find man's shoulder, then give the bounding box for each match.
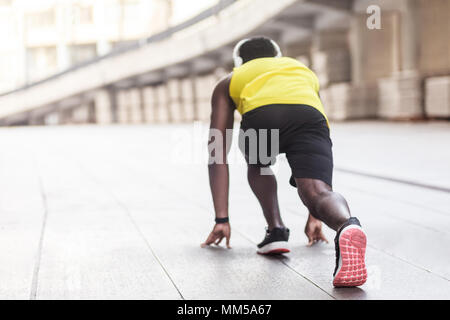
[211,73,235,109]
[217,74,232,87]
[214,74,233,95]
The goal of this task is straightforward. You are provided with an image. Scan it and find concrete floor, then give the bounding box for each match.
[0,121,449,299]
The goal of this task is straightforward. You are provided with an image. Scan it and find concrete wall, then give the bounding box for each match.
[418,0,450,78]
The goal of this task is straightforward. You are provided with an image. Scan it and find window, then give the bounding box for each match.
[70,44,97,65]
[73,5,93,24]
[122,0,141,22]
[26,9,55,28]
[0,0,12,6]
[26,46,57,81]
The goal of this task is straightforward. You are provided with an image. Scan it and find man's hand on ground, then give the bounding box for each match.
[201,223,231,249]
[304,214,328,246]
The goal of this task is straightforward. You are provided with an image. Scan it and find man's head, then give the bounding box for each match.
[233,36,282,67]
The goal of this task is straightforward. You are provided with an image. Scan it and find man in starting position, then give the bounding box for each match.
[202,37,367,287]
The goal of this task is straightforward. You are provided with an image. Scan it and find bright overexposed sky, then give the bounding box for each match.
[170,0,218,25]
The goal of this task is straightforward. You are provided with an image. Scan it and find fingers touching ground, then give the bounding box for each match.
[201,224,231,249]
[307,231,329,246]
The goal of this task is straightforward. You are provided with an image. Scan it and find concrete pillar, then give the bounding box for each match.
[151,85,160,123]
[425,76,450,118]
[311,29,351,88]
[140,86,157,123]
[350,0,423,119]
[310,28,359,120]
[288,40,312,67]
[348,11,385,121]
[351,0,404,82]
[117,89,141,124]
[417,1,450,116]
[124,90,132,123]
[138,86,147,123]
[377,1,422,119]
[151,86,160,123]
[95,89,113,124]
[400,0,419,73]
[117,90,127,123]
[58,107,73,125]
[164,82,173,123]
[177,79,186,122]
[87,100,96,124]
[195,74,216,122]
[417,0,450,77]
[107,87,119,123]
[180,77,195,122]
[350,8,400,83]
[190,74,200,121]
[167,79,183,123]
[155,84,170,123]
[127,89,141,123]
[72,104,90,124]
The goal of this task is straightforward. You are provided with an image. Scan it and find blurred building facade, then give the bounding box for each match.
[0,0,172,92]
[0,0,449,126]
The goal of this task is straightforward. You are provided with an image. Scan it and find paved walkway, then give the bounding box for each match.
[0,121,449,299]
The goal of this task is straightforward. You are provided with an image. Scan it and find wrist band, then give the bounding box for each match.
[215,217,229,224]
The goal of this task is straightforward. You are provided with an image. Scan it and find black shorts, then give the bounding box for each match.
[239,104,333,187]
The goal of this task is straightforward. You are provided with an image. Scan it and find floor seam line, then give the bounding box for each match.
[335,167,450,194]
[368,244,450,282]
[110,193,186,300]
[29,159,49,300]
[279,259,336,300]
[67,156,185,300]
[337,183,450,217]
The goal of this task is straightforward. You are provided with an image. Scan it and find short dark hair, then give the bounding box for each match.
[238,36,277,64]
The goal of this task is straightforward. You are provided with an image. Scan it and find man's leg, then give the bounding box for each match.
[248,164,290,254]
[239,106,288,254]
[247,164,285,230]
[294,178,350,231]
[295,177,367,287]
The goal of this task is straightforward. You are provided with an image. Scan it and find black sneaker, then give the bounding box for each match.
[333,217,367,287]
[257,227,290,255]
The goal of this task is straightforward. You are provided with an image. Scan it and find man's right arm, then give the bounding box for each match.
[202,76,235,248]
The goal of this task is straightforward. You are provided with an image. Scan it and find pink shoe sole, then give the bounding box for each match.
[333,226,367,287]
[257,248,290,255]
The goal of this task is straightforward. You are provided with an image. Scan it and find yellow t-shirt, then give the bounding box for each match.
[229,57,328,124]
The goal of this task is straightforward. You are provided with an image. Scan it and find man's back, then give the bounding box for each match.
[229,56,327,124]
